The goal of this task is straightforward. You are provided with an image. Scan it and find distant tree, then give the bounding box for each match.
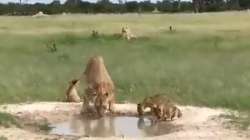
[193,0,199,12]
[179,1,193,12]
[51,0,60,5]
[157,0,175,12]
[203,0,226,11]
[125,1,139,12]
[64,0,83,13]
[79,1,93,13]
[172,0,181,12]
[226,0,240,10]
[177,0,181,11]
[0,0,247,15]
[49,0,62,14]
[140,0,155,12]
[117,0,126,13]
[65,0,81,6]
[193,0,205,12]
[95,0,114,13]
[239,0,250,9]
[157,0,189,13]
[98,0,110,4]
[118,0,124,4]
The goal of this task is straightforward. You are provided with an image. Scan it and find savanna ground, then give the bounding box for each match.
[0,12,250,139]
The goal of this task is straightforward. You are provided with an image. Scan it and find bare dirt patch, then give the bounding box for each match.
[0,102,249,140]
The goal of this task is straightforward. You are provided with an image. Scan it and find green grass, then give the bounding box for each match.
[0,136,8,140]
[220,112,250,130]
[0,112,20,128]
[37,122,53,132]
[0,12,250,111]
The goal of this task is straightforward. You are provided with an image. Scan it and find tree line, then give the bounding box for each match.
[0,0,250,15]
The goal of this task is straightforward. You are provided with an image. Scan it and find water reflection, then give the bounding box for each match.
[49,115,182,137]
[137,117,182,136]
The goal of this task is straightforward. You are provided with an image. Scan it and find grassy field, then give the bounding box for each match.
[0,12,250,110]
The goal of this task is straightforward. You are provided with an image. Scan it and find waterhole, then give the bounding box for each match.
[49,116,182,137]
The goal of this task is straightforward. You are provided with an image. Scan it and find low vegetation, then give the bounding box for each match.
[37,122,53,132]
[221,112,250,130]
[0,13,250,112]
[0,136,8,140]
[0,112,20,128]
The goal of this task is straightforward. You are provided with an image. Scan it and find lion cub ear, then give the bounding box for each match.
[71,79,79,84]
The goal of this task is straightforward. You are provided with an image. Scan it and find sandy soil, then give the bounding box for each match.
[0,102,249,140]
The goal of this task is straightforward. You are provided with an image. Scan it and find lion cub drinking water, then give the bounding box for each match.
[137,94,182,121]
[153,102,182,121]
[137,94,171,116]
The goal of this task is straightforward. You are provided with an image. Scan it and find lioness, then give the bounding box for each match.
[82,56,115,117]
[95,91,115,117]
[82,83,115,116]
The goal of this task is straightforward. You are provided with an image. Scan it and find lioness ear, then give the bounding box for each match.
[152,104,157,108]
[105,92,109,97]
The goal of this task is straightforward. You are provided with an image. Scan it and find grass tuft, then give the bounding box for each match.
[0,112,20,128]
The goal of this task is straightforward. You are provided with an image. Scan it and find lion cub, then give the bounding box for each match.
[65,79,81,103]
[121,26,136,41]
[137,94,182,121]
[137,94,171,116]
[153,102,182,121]
[92,30,99,38]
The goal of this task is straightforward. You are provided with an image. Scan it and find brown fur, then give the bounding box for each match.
[81,87,97,114]
[65,79,81,103]
[95,91,115,117]
[169,25,176,32]
[137,94,171,117]
[137,103,144,116]
[169,26,173,31]
[84,56,114,91]
[153,103,182,121]
[121,26,136,41]
[92,30,99,37]
[82,56,115,116]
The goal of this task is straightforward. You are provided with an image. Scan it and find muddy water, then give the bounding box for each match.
[49,116,182,137]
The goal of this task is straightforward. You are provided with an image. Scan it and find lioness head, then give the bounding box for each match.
[95,92,111,116]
